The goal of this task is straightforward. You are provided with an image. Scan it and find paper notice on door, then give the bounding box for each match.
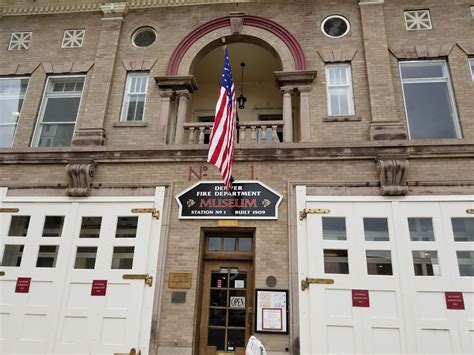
[235,280,244,288]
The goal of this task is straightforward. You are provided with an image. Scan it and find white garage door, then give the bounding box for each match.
[296,189,474,355]
[0,187,165,354]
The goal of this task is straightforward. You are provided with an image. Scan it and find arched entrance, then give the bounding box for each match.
[155,13,316,146]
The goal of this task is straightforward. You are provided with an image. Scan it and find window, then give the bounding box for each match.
[120,73,148,121]
[400,61,460,139]
[132,27,157,47]
[0,78,28,148]
[33,76,84,147]
[404,10,432,31]
[62,29,85,48]
[470,58,474,81]
[321,15,350,38]
[326,64,354,116]
[8,32,32,50]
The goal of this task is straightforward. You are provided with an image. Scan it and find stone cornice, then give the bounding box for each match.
[1,141,474,165]
[0,0,261,17]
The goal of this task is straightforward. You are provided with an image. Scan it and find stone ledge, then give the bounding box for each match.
[323,115,361,122]
[113,121,148,127]
[389,44,454,59]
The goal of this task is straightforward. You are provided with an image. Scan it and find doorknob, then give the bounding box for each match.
[122,273,153,287]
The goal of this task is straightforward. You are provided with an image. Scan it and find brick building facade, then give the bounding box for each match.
[0,1,473,354]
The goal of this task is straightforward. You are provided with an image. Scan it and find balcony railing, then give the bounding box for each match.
[182,121,284,145]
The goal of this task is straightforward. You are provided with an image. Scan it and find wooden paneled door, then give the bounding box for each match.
[199,260,253,355]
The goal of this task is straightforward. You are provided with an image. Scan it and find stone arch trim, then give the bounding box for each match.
[166,15,306,75]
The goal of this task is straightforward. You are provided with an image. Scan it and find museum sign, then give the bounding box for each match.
[176,181,283,219]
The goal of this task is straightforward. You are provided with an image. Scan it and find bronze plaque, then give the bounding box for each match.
[168,272,192,289]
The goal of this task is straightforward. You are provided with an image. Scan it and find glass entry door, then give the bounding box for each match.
[199,261,253,355]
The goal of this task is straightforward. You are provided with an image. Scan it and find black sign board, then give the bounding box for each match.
[176,181,283,219]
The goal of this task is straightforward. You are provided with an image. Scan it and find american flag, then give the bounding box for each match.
[207,48,237,191]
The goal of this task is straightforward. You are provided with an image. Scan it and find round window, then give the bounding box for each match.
[132,27,157,47]
[321,15,350,38]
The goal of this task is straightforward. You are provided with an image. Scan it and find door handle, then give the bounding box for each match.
[122,273,153,287]
[0,271,5,277]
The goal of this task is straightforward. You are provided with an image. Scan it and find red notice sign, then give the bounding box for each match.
[15,277,31,293]
[91,280,108,296]
[352,289,370,307]
[445,292,464,310]
[217,279,222,288]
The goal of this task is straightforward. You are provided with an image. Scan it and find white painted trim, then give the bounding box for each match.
[301,194,474,203]
[2,195,157,203]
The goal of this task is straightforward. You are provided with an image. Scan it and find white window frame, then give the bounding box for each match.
[120,72,149,122]
[469,58,474,81]
[325,63,355,116]
[32,75,85,147]
[399,60,461,139]
[0,77,29,148]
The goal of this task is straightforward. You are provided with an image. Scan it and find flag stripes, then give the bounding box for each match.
[207,48,237,191]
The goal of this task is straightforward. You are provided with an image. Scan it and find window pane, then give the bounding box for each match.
[1,245,24,266]
[36,245,59,268]
[0,78,28,147]
[223,237,236,251]
[228,309,246,327]
[209,308,226,326]
[111,246,134,269]
[42,97,81,122]
[366,250,393,275]
[403,82,458,139]
[228,329,245,349]
[456,251,474,276]
[408,218,435,241]
[470,59,474,78]
[208,237,221,251]
[42,216,64,237]
[211,271,228,288]
[115,217,138,238]
[364,218,389,241]
[238,238,252,251]
[324,249,349,274]
[412,250,440,276]
[37,123,75,147]
[400,62,444,79]
[8,216,30,237]
[79,217,102,238]
[207,328,225,350]
[451,218,474,242]
[0,124,17,148]
[322,217,347,240]
[74,246,97,269]
[210,289,227,307]
[0,99,23,124]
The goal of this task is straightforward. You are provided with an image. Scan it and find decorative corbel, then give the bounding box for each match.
[66,161,97,197]
[376,155,409,196]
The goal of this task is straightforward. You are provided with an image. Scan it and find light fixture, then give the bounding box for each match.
[237,62,247,109]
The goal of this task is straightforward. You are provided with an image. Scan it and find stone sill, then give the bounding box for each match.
[323,115,362,122]
[113,121,148,128]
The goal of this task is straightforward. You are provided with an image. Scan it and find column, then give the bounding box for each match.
[174,90,191,144]
[298,86,312,142]
[157,89,174,145]
[281,87,293,143]
[359,0,407,140]
[72,2,128,146]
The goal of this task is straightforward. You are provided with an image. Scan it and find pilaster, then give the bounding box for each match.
[359,0,407,140]
[72,2,128,147]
